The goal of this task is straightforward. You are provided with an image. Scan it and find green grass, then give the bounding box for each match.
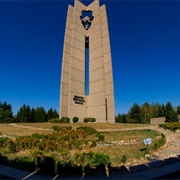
[92,129,162,166]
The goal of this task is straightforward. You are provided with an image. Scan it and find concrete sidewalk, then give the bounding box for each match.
[1,161,180,180]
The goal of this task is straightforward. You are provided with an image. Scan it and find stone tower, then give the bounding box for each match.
[59,0,115,123]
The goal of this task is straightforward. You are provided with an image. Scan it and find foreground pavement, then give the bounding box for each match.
[1,158,180,180]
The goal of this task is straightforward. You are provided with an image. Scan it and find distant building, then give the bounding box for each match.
[150,117,166,124]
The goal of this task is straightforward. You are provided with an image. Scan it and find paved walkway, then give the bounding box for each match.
[151,126,180,160]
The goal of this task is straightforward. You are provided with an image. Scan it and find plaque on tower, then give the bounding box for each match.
[73,95,85,105]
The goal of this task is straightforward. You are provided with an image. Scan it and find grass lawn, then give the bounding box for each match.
[0,123,152,137]
[94,129,161,166]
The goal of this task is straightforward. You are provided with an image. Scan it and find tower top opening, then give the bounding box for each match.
[79,0,95,6]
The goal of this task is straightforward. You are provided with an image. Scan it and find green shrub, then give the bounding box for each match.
[48,118,58,123]
[159,122,180,132]
[73,116,79,123]
[52,126,60,132]
[97,133,105,141]
[7,140,16,153]
[0,137,8,147]
[153,133,166,149]
[121,154,127,164]
[59,126,72,131]
[84,117,96,123]
[76,126,97,135]
[32,133,45,139]
[60,117,70,123]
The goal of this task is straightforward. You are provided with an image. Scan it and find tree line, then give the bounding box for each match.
[1,100,180,124]
[115,102,180,124]
[0,101,58,123]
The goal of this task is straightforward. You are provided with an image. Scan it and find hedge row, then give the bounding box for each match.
[49,117,96,123]
[159,122,180,132]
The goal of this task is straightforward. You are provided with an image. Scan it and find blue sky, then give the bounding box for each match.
[0,0,180,115]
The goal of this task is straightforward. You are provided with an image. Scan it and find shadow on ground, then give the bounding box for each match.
[1,155,180,179]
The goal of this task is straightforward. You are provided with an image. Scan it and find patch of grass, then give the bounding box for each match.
[114,157,122,164]
[0,123,152,138]
[0,124,52,138]
[101,129,159,142]
[93,129,162,166]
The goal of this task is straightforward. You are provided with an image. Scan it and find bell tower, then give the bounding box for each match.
[59,0,115,123]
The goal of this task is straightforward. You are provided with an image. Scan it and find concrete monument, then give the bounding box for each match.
[59,0,115,123]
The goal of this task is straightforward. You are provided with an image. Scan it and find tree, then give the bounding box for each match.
[30,108,35,122]
[141,102,153,124]
[177,105,180,115]
[159,104,165,117]
[74,151,111,178]
[89,152,111,177]
[0,108,3,121]
[2,110,13,123]
[0,101,14,123]
[152,103,165,118]
[128,103,143,123]
[115,113,122,123]
[47,108,58,120]
[35,107,47,122]
[74,152,88,179]
[115,114,128,123]
[16,104,31,123]
[165,102,178,122]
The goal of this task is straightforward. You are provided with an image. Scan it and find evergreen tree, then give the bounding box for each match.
[165,102,178,122]
[47,108,58,120]
[0,101,14,123]
[115,114,122,123]
[16,104,31,122]
[141,102,153,124]
[177,105,180,115]
[128,103,143,123]
[30,108,35,122]
[115,114,128,123]
[35,107,47,122]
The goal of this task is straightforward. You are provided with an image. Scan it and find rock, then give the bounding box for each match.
[145,154,150,158]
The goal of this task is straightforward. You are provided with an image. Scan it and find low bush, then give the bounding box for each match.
[60,117,70,123]
[52,126,60,132]
[31,133,45,139]
[76,126,97,135]
[59,126,72,131]
[73,116,79,123]
[49,117,70,123]
[121,154,127,164]
[153,133,166,149]
[159,122,180,132]
[84,117,96,123]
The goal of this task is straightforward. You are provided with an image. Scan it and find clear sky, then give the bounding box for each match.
[0,0,180,116]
